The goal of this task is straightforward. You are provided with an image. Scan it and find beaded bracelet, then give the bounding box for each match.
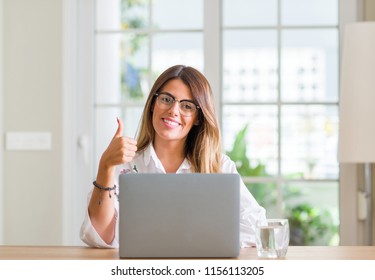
[93,180,118,206]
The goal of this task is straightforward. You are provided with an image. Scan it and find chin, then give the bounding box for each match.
[156,132,188,143]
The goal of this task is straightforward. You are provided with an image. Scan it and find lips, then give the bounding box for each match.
[162,118,181,127]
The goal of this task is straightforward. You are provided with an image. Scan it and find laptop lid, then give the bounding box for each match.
[119,173,240,258]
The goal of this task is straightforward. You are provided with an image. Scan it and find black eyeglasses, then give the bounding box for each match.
[154,92,200,117]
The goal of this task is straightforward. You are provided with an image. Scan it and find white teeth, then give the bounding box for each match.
[163,119,179,127]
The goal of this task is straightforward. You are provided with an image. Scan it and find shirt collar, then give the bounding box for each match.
[177,158,191,173]
[142,143,192,173]
[142,143,153,167]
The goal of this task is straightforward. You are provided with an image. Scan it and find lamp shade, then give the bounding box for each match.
[338,22,375,163]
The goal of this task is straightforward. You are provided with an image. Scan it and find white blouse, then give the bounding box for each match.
[80,144,266,248]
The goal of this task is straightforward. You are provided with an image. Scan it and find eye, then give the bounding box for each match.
[181,102,194,111]
[160,94,174,104]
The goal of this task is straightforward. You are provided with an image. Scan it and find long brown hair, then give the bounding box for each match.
[137,65,222,173]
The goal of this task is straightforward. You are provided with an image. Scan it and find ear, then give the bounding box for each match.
[194,120,200,126]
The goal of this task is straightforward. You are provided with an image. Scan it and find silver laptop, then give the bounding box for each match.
[119,173,240,258]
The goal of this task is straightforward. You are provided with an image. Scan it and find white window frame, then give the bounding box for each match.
[63,0,95,245]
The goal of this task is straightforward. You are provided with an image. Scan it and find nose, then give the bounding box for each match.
[167,101,180,116]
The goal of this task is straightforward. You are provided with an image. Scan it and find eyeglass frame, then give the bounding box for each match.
[153,92,200,116]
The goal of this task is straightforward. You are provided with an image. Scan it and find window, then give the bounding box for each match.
[94,0,340,245]
[222,0,339,245]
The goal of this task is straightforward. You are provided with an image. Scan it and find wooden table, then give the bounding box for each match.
[1,246,375,260]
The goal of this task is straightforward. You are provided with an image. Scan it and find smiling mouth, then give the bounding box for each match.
[162,118,181,127]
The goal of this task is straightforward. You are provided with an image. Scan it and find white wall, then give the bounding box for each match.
[0,0,4,245]
[1,0,63,245]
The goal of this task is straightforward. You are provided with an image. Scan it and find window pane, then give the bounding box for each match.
[282,181,339,245]
[96,0,149,30]
[122,106,145,138]
[281,0,338,26]
[223,30,278,102]
[223,0,277,27]
[223,105,278,176]
[246,182,278,218]
[281,105,339,179]
[281,29,338,102]
[153,0,203,30]
[96,34,149,104]
[96,0,122,30]
[152,33,203,76]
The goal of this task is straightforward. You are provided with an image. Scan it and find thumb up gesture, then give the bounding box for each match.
[99,117,138,170]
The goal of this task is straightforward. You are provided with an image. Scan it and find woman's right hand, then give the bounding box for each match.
[99,117,138,171]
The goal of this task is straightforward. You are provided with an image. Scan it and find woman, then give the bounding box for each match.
[80,65,266,248]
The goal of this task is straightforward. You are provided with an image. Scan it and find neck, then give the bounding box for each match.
[153,138,186,173]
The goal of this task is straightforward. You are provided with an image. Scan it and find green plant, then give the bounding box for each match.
[286,203,337,245]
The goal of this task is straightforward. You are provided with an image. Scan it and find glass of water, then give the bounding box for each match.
[255,219,290,258]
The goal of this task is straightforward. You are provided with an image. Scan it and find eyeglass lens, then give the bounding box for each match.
[156,93,197,116]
